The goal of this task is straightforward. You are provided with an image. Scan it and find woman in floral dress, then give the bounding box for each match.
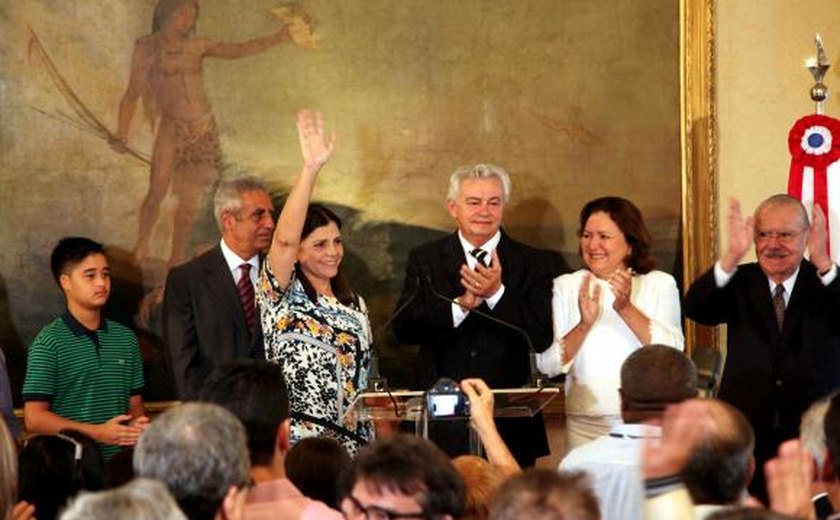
[257,110,371,453]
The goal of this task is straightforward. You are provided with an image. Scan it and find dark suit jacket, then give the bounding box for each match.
[163,245,264,400]
[685,261,840,442]
[393,231,563,464]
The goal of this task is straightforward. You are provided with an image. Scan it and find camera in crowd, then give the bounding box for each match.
[425,378,470,419]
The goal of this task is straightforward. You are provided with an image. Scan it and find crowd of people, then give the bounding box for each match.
[2,108,840,519]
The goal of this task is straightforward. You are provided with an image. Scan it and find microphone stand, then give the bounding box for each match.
[419,273,550,389]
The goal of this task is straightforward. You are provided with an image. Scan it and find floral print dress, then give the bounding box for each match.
[258,263,372,453]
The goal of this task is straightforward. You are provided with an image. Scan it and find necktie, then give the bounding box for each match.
[470,248,489,267]
[237,264,257,333]
[772,284,785,331]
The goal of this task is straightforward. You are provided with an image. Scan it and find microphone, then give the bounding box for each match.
[365,271,421,393]
[418,271,550,388]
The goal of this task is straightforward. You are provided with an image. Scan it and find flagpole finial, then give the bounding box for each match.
[807,33,831,114]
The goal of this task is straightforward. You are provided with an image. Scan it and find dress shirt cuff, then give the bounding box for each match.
[819,263,838,285]
[452,302,469,328]
[713,260,736,288]
[484,284,505,309]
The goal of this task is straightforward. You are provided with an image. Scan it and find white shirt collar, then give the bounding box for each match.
[457,230,501,268]
[767,267,799,306]
[220,239,260,278]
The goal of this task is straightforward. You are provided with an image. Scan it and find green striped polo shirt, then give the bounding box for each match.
[22,312,144,459]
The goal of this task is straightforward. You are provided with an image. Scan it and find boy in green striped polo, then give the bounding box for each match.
[22,237,148,459]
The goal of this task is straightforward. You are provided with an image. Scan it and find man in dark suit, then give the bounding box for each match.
[393,163,563,467]
[685,194,840,501]
[164,177,275,400]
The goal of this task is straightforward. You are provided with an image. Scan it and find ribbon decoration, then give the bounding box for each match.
[788,114,840,255]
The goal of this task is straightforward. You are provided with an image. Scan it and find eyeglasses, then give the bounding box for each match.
[341,494,428,520]
[755,230,803,243]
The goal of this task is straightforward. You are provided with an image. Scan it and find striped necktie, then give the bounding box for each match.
[237,264,257,333]
[470,248,489,267]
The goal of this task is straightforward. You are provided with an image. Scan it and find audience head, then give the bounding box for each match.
[752,194,809,284]
[822,392,840,480]
[18,431,104,520]
[682,399,755,506]
[0,419,18,520]
[133,402,250,520]
[200,360,290,470]
[800,396,831,477]
[60,478,186,520]
[339,434,465,520]
[446,164,510,247]
[285,436,350,509]
[213,176,275,259]
[578,196,654,276]
[489,469,600,520]
[294,203,354,305]
[619,344,698,422]
[452,455,505,520]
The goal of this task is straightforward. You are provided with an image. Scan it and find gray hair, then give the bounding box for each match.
[60,479,187,520]
[213,176,269,230]
[754,194,809,230]
[800,397,831,471]
[446,164,511,203]
[133,403,250,520]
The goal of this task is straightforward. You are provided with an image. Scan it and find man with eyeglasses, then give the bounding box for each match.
[164,176,276,400]
[685,193,840,502]
[339,434,465,520]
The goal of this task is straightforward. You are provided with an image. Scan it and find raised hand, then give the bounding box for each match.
[721,197,755,273]
[608,267,633,311]
[578,273,602,328]
[807,203,833,273]
[460,378,495,437]
[642,399,712,479]
[297,109,335,174]
[765,439,817,519]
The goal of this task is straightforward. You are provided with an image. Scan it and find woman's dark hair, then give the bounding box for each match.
[578,196,655,274]
[18,430,104,520]
[285,437,351,509]
[296,203,355,306]
[152,0,199,33]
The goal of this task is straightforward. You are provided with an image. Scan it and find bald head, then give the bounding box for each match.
[683,399,755,505]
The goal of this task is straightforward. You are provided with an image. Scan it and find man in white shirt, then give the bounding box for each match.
[560,344,698,520]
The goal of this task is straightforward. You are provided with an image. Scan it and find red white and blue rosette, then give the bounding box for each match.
[788,114,840,254]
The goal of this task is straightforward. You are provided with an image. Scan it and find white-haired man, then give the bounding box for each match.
[393,164,563,466]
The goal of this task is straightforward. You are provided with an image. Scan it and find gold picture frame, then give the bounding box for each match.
[681,0,718,352]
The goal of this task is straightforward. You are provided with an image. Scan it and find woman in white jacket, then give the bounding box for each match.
[536,196,684,449]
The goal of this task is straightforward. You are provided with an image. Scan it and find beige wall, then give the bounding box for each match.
[717,1,840,258]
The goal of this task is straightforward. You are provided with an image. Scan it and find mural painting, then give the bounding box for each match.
[0,1,681,400]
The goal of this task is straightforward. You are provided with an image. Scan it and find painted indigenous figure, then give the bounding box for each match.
[112,0,315,268]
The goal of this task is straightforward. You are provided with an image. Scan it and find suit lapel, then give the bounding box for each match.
[780,261,813,344]
[747,266,782,342]
[439,233,467,294]
[203,246,248,332]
